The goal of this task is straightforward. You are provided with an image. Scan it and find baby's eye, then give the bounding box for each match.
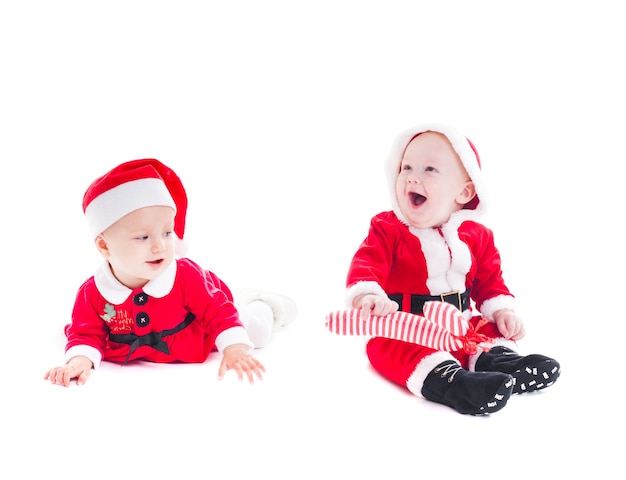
[135,235,149,241]
[401,164,412,171]
[163,231,173,238]
[425,166,437,173]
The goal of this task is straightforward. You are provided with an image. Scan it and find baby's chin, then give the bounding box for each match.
[407,220,435,230]
[398,211,430,230]
[399,208,447,230]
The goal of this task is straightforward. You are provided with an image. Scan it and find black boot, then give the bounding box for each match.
[421,360,514,416]
[475,346,561,394]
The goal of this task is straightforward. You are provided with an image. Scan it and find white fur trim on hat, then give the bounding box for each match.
[84,177,176,239]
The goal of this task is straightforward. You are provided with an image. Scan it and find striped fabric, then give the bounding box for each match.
[325,301,491,353]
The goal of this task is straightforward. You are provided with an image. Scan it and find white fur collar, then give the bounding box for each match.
[94,259,177,304]
[407,210,476,294]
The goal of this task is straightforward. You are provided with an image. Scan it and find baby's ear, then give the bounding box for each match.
[94,235,110,258]
[457,181,477,205]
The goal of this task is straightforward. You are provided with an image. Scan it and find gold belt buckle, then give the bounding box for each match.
[439,291,462,310]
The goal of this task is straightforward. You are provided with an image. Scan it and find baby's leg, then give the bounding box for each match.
[367,337,513,415]
[239,301,274,349]
[472,346,561,394]
[236,289,298,348]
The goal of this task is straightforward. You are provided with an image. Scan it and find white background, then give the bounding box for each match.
[1,1,623,478]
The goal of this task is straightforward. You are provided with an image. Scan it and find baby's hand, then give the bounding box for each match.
[218,344,266,383]
[354,294,399,321]
[44,355,93,387]
[493,309,526,341]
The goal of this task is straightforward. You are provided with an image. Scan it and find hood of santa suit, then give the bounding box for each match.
[385,123,487,226]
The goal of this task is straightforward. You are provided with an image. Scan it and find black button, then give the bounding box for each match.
[133,293,148,306]
[136,312,150,327]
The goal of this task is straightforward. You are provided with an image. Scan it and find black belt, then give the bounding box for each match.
[109,312,196,364]
[389,290,470,314]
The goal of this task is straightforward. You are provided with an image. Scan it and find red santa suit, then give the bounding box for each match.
[65,158,254,369]
[345,123,517,399]
[65,258,251,368]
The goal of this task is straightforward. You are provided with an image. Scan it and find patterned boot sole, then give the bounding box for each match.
[475,375,515,416]
[512,360,561,394]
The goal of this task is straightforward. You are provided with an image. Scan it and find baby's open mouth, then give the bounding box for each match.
[409,192,426,207]
[147,259,164,265]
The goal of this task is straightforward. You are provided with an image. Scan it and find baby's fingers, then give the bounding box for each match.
[45,367,72,387]
[217,361,229,381]
[359,300,374,321]
[76,368,91,386]
[237,357,265,383]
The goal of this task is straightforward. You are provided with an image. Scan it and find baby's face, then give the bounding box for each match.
[395,132,475,229]
[96,206,176,289]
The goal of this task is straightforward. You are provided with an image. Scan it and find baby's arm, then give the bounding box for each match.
[493,309,526,341]
[353,294,399,321]
[44,355,94,387]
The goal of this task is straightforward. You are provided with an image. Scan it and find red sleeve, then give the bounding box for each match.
[346,213,398,289]
[65,279,108,357]
[204,269,235,302]
[176,259,244,342]
[461,222,513,310]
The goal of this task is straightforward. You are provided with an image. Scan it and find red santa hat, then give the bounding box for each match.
[82,159,187,242]
[385,123,487,222]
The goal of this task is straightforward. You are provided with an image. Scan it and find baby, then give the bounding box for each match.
[45,158,296,386]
